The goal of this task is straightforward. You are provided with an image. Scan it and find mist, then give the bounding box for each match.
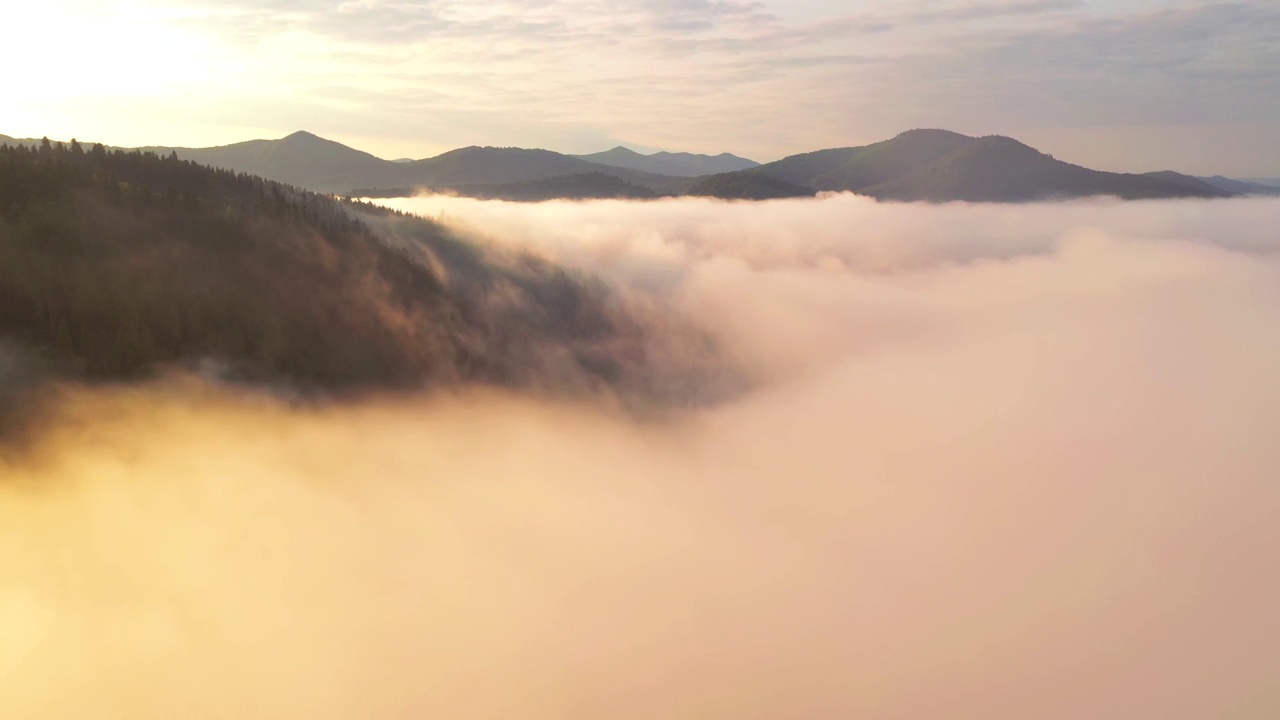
[4,195,1280,718]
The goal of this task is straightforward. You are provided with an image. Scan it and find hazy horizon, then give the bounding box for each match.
[8,126,1280,184]
[3,0,1278,176]
[0,128,755,164]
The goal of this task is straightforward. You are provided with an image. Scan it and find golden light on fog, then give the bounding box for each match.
[4,196,1280,719]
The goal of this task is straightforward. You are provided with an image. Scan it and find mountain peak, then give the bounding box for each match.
[893,128,973,142]
[281,130,330,144]
[575,145,758,177]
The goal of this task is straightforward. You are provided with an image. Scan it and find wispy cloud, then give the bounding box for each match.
[4,0,1277,174]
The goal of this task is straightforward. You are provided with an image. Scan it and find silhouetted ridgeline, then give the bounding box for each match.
[572,146,760,177]
[350,173,659,202]
[686,173,815,200]
[0,139,724,408]
[701,129,1235,202]
[12,129,1263,203]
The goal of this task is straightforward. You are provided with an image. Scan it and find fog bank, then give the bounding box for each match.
[3,195,1280,718]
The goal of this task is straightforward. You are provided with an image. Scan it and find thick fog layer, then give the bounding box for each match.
[4,195,1280,718]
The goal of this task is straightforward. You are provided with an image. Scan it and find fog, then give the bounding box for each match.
[4,195,1280,718]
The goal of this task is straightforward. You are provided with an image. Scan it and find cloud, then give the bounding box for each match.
[5,196,1280,718]
[16,0,1276,173]
[908,0,1084,22]
[890,1,1280,127]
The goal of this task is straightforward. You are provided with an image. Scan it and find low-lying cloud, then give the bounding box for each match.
[4,194,1280,718]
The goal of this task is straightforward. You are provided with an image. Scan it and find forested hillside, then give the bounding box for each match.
[0,138,720,403]
[686,173,815,200]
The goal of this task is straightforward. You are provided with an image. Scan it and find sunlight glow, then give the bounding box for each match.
[3,2,213,102]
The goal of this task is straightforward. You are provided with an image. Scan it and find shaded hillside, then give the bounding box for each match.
[737,147,862,186]
[138,133,682,194]
[575,146,759,177]
[809,129,972,190]
[687,173,815,200]
[0,139,723,407]
[397,146,673,190]
[1196,175,1280,197]
[452,173,657,201]
[146,131,392,194]
[8,129,1254,203]
[727,129,1233,202]
[863,136,1234,201]
[1143,171,1237,196]
[352,173,657,202]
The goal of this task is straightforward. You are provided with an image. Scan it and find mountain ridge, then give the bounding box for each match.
[3,129,1270,202]
[1197,175,1280,196]
[574,146,759,177]
[0,140,721,408]
[703,129,1234,202]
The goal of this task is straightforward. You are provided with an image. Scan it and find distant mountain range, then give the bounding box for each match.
[3,129,1275,203]
[1196,175,1280,197]
[146,131,680,194]
[572,146,758,177]
[354,172,658,202]
[703,129,1234,202]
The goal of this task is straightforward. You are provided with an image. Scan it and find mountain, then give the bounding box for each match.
[394,146,673,189]
[0,140,720,406]
[863,136,1232,201]
[6,129,1256,203]
[575,146,758,177]
[701,129,1233,202]
[0,134,43,149]
[352,172,659,201]
[1247,177,1280,188]
[442,172,657,201]
[1198,175,1280,196]
[807,129,974,191]
[725,146,863,187]
[145,131,394,194]
[135,133,682,194]
[1145,171,1239,196]
[686,173,815,200]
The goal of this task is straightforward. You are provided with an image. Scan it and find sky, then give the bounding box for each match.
[2,0,1277,176]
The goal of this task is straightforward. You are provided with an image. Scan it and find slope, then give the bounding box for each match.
[397,146,675,190]
[716,130,1233,202]
[862,136,1232,201]
[1196,175,1280,197]
[575,146,759,177]
[737,147,863,187]
[448,173,657,201]
[1144,171,1239,196]
[127,133,688,195]
[686,173,815,200]
[145,131,394,194]
[0,141,721,406]
[809,129,973,191]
